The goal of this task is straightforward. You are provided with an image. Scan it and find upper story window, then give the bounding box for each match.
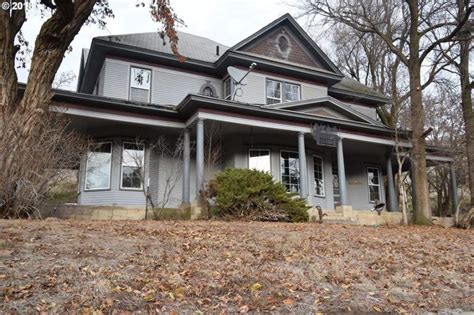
[276,34,291,58]
[200,82,217,98]
[266,79,300,104]
[224,77,235,100]
[130,67,151,102]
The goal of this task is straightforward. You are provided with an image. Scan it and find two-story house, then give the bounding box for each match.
[53,14,456,222]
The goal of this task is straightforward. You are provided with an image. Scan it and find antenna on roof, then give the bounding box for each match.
[227,62,257,101]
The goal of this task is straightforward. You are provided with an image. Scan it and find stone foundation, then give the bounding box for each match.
[51,204,147,220]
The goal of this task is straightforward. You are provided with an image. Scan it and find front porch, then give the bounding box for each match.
[58,94,458,224]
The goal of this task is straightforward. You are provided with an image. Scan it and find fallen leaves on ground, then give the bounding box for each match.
[0,219,472,313]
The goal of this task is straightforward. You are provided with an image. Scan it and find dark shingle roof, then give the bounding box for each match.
[331,77,387,100]
[95,31,229,63]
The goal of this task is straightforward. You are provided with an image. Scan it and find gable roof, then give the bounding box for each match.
[95,31,229,63]
[265,96,386,127]
[228,13,342,75]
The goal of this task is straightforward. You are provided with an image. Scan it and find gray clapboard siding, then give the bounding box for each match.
[345,102,378,120]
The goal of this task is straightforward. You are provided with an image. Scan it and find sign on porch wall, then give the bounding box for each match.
[312,123,338,147]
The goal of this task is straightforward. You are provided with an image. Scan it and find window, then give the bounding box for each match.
[130,67,151,102]
[266,80,282,104]
[202,86,214,97]
[224,77,235,99]
[276,34,291,58]
[85,142,112,190]
[367,167,381,203]
[280,151,300,193]
[121,142,145,190]
[266,79,300,104]
[284,83,300,102]
[313,155,325,197]
[249,149,271,173]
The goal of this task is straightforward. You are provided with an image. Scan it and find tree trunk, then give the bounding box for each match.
[459,14,474,208]
[407,0,431,224]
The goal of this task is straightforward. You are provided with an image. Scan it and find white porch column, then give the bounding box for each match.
[182,128,191,205]
[386,155,399,211]
[196,118,205,196]
[298,132,308,198]
[337,137,348,205]
[450,162,459,212]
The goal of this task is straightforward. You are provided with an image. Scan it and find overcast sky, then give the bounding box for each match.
[17,0,317,90]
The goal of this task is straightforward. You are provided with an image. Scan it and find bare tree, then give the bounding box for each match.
[302,0,473,224]
[52,71,77,90]
[0,113,87,218]
[0,0,182,217]
[127,136,184,220]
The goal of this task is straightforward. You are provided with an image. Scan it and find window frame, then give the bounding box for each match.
[313,155,325,197]
[120,141,146,191]
[129,66,152,103]
[266,79,283,104]
[248,149,271,173]
[223,77,235,100]
[84,142,113,191]
[265,78,301,104]
[280,150,300,193]
[367,167,382,204]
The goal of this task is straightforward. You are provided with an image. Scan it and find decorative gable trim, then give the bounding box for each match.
[228,13,342,75]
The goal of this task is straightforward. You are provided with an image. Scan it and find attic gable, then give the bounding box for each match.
[230,14,342,75]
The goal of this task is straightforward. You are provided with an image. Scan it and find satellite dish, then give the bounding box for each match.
[227,66,248,84]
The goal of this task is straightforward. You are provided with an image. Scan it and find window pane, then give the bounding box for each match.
[249,150,271,173]
[369,186,380,202]
[122,143,144,189]
[266,80,281,103]
[85,143,112,190]
[314,156,324,196]
[280,151,300,193]
[130,87,149,102]
[284,83,300,102]
[368,168,379,185]
[130,67,151,90]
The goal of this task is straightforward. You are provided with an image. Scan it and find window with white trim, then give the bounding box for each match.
[284,83,300,102]
[367,167,381,203]
[224,77,235,99]
[280,151,300,193]
[313,155,325,197]
[121,142,145,189]
[130,67,151,102]
[266,79,300,104]
[249,149,271,173]
[85,142,112,190]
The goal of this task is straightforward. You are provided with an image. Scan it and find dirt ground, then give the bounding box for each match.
[0,220,472,313]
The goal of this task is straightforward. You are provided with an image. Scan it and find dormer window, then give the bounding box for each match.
[130,67,151,102]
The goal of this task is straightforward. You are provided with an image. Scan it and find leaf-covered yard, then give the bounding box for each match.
[0,220,472,313]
